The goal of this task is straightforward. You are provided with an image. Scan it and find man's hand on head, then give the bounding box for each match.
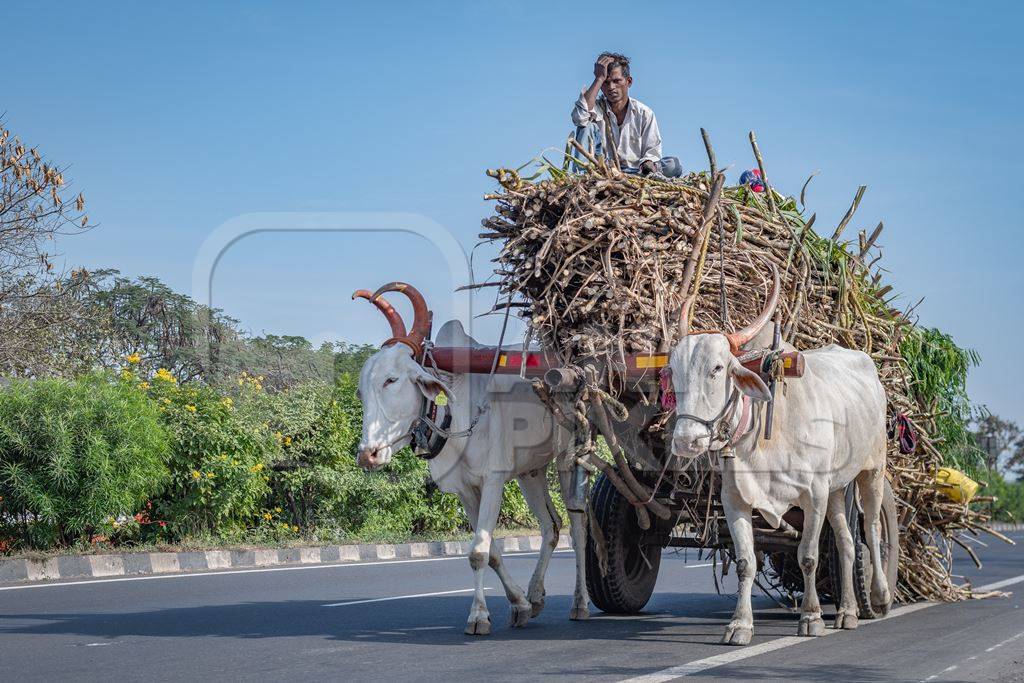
[593,55,614,83]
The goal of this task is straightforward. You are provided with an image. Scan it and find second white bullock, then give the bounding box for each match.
[667,269,891,645]
[352,282,590,635]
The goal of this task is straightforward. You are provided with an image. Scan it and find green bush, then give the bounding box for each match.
[983,473,1024,523]
[234,375,355,529]
[0,374,170,550]
[144,368,272,537]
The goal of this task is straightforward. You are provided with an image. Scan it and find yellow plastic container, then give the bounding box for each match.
[933,467,980,504]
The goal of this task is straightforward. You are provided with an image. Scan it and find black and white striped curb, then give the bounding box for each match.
[0,534,572,585]
[2,522,1019,585]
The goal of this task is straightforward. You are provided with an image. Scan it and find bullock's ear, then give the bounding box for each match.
[730,359,772,402]
[412,366,453,402]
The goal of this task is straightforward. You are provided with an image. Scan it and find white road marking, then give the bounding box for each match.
[322,587,490,607]
[619,573,1024,682]
[984,629,1024,652]
[0,549,570,592]
[972,574,1024,592]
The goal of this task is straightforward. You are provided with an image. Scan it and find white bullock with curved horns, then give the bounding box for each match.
[667,268,891,645]
[352,282,591,635]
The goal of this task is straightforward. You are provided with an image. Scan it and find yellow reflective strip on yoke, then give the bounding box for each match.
[636,355,668,369]
[498,354,508,367]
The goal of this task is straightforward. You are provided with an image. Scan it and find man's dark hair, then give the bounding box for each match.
[599,52,630,79]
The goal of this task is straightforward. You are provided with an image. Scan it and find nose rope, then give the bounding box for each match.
[674,387,744,449]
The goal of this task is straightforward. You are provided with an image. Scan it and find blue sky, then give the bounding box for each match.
[6,1,1023,428]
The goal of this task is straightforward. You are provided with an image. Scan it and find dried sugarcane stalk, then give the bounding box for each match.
[480,135,1000,603]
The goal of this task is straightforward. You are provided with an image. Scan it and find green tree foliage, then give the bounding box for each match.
[899,326,983,470]
[0,374,169,549]
[972,414,1022,474]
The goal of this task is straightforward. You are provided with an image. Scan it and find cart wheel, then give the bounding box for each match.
[585,470,661,614]
[855,477,899,618]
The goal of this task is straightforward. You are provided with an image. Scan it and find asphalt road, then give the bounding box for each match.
[1,531,1021,682]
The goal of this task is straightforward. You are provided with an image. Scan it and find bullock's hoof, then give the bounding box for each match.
[871,588,892,617]
[798,614,826,637]
[464,617,491,636]
[510,602,532,628]
[529,591,546,618]
[569,605,590,621]
[722,624,753,646]
[834,610,859,630]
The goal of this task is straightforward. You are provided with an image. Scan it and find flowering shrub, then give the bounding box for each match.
[145,368,273,537]
[0,373,170,550]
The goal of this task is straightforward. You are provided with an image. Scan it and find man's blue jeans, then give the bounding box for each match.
[572,122,682,178]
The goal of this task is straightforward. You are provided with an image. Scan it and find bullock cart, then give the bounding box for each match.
[425,339,900,617]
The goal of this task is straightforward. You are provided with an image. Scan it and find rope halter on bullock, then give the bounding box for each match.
[667,266,781,454]
[352,282,453,458]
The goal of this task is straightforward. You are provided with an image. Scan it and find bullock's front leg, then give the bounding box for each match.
[516,471,561,618]
[721,489,756,646]
[466,480,532,634]
[826,488,858,630]
[486,538,533,628]
[797,496,828,637]
[459,488,492,636]
[558,466,591,620]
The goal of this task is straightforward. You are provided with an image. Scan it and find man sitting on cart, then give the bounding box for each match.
[571,52,682,178]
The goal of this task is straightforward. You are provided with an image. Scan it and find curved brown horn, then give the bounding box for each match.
[371,282,431,348]
[676,293,697,340]
[352,289,407,339]
[726,265,780,351]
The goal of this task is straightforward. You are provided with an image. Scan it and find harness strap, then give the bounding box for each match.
[674,387,755,452]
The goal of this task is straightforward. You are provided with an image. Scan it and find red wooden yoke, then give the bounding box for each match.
[427,346,804,381]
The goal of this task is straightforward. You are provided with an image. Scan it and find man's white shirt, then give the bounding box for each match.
[571,91,663,168]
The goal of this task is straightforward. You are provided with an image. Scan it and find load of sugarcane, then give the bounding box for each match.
[478,131,1008,603]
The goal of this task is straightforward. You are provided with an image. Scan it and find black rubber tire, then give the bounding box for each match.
[585,470,661,614]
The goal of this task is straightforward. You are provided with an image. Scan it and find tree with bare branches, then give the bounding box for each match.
[0,120,92,375]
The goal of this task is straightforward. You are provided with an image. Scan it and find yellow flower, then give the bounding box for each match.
[162,397,171,405]
[219,453,228,461]
[274,507,282,513]
[155,368,177,384]
[126,353,141,364]
[120,369,134,381]
[250,463,264,473]
[184,404,197,413]
[112,521,121,529]
[279,522,288,529]
[283,436,292,447]
[263,476,270,482]
[139,381,150,390]
[191,470,201,480]
[221,397,233,409]
[292,525,299,533]
[273,431,283,442]
[205,472,215,479]
[262,512,272,521]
